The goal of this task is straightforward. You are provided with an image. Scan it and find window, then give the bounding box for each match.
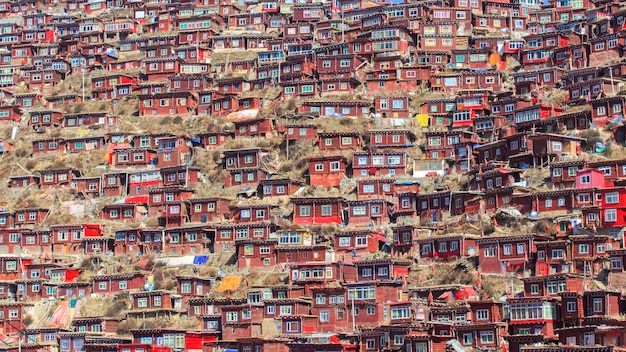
[611,257,622,270]
[480,332,494,344]
[566,301,576,312]
[280,305,292,315]
[613,104,622,114]
[226,311,238,322]
[530,284,539,294]
[476,309,489,320]
[552,249,564,259]
[347,286,376,300]
[356,236,368,247]
[462,333,473,345]
[242,308,251,320]
[299,206,311,217]
[315,294,326,305]
[606,192,619,204]
[393,335,404,346]
[593,298,604,313]
[321,205,332,216]
[339,237,350,247]
[484,246,496,257]
[605,209,617,222]
[320,310,330,322]
[353,206,367,216]
[503,244,512,255]
[579,244,589,254]
[137,298,148,308]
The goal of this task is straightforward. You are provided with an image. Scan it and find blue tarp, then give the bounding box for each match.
[193,256,209,265]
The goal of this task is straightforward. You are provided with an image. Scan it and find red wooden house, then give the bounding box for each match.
[415,235,476,261]
[113,229,142,256]
[137,92,198,117]
[13,208,48,228]
[222,148,271,188]
[285,125,318,141]
[91,272,145,295]
[212,222,274,253]
[0,105,20,124]
[71,316,122,334]
[368,129,416,151]
[333,230,386,259]
[317,131,361,152]
[99,204,140,222]
[187,197,231,224]
[236,238,278,269]
[373,96,410,119]
[62,112,116,128]
[32,138,64,157]
[70,176,102,198]
[590,96,626,128]
[176,275,213,302]
[352,151,408,178]
[356,179,396,201]
[298,100,371,119]
[227,203,275,224]
[197,132,231,151]
[65,136,105,153]
[91,73,136,100]
[0,212,13,228]
[141,57,182,81]
[308,156,348,188]
[0,302,30,335]
[430,70,502,93]
[475,234,536,274]
[345,199,392,226]
[259,179,303,198]
[102,172,128,197]
[110,147,156,168]
[291,197,344,225]
[232,117,274,138]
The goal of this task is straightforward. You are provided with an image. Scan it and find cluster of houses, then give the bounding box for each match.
[1,0,626,351]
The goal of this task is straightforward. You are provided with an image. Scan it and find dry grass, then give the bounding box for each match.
[579,128,610,150]
[278,139,315,180]
[481,274,523,299]
[117,317,200,335]
[603,140,626,159]
[78,297,119,317]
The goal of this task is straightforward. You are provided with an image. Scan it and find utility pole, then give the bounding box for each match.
[341,6,345,43]
[351,295,356,333]
[81,67,86,102]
